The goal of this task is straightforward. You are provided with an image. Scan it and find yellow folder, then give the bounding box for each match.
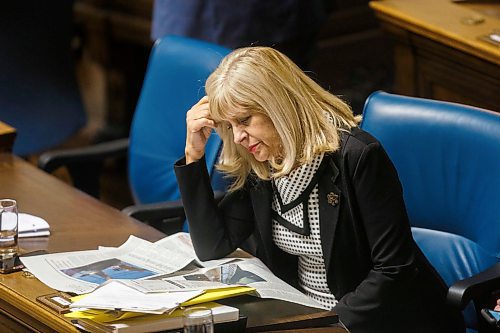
[66,285,255,323]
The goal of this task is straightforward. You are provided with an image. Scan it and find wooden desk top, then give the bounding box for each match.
[370,0,500,65]
[0,153,165,332]
[0,154,165,254]
[0,154,340,332]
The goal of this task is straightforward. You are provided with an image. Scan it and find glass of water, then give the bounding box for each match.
[0,199,18,259]
[183,306,214,333]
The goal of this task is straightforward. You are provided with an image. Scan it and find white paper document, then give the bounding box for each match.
[70,280,202,314]
[18,213,50,237]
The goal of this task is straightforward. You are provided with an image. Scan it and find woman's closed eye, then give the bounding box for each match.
[225,116,251,130]
[237,116,251,125]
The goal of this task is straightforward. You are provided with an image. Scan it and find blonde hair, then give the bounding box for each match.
[206,47,361,191]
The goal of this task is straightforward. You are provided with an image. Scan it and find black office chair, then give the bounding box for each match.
[361,91,500,333]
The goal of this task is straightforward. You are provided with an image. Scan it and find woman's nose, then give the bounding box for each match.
[233,126,247,144]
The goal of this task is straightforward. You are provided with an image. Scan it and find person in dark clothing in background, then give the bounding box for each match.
[151,0,327,69]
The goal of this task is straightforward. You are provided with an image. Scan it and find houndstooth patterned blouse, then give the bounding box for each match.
[271,151,338,309]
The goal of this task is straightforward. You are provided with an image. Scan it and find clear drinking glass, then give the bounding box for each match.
[183,306,214,333]
[0,199,18,258]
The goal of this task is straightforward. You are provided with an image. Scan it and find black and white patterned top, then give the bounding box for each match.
[271,152,338,309]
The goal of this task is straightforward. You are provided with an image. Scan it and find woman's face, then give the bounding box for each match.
[225,110,281,162]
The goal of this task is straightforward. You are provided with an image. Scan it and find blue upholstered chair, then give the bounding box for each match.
[361,91,500,333]
[39,36,231,233]
[0,1,86,156]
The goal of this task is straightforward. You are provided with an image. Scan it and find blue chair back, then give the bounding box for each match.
[128,36,231,204]
[0,1,86,156]
[361,91,500,331]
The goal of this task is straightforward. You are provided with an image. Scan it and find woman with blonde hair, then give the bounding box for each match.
[175,47,464,333]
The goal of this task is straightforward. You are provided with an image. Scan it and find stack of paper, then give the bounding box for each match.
[69,280,255,314]
[66,280,248,332]
[18,213,50,238]
[66,280,252,332]
[69,302,240,333]
[70,281,201,314]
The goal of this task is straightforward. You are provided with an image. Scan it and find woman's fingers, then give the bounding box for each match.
[190,95,209,111]
[187,98,210,120]
[189,118,216,133]
[188,107,210,117]
[185,96,215,163]
[187,97,216,133]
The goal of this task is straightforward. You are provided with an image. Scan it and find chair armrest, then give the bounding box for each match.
[122,200,186,235]
[122,200,186,223]
[38,138,129,173]
[122,191,226,235]
[447,263,500,309]
[37,138,129,198]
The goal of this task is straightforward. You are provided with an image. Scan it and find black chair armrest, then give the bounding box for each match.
[122,191,226,235]
[447,263,500,309]
[38,138,129,172]
[122,200,185,223]
[122,200,186,235]
[37,138,129,197]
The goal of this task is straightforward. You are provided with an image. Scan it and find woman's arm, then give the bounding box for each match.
[174,156,255,261]
[177,97,256,260]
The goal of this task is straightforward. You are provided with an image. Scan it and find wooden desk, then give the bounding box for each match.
[0,154,340,332]
[370,0,500,112]
[0,153,165,332]
[0,121,16,152]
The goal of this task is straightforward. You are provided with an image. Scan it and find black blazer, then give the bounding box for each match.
[175,128,464,333]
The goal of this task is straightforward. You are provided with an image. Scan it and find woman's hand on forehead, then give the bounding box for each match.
[185,96,217,163]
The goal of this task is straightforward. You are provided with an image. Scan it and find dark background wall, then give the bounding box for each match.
[31,0,395,209]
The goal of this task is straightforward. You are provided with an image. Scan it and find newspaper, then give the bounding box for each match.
[20,233,237,294]
[21,233,326,310]
[116,257,326,309]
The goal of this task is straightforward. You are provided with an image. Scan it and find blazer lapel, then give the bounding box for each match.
[250,180,274,265]
[318,154,342,274]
